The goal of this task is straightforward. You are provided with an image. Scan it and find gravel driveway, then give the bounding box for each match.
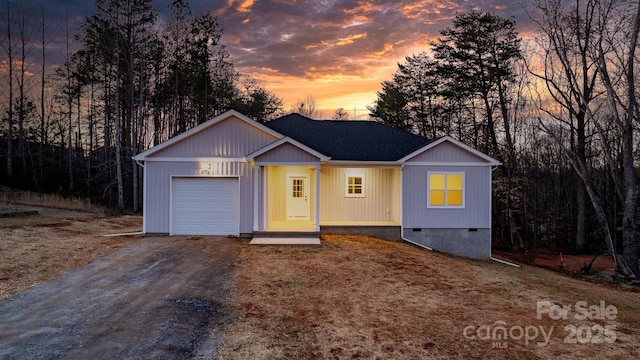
[0,235,241,360]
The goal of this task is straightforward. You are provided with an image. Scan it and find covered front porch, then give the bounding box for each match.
[247,138,402,240]
[252,164,402,235]
[260,165,322,232]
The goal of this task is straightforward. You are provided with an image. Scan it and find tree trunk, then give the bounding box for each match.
[18,3,27,175]
[66,6,74,192]
[114,5,124,210]
[5,0,14,182]
[115,52,124,210]
[39,6,46,190]
[620,0,640,278]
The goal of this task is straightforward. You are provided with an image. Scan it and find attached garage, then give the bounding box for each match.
[171,177,239,235]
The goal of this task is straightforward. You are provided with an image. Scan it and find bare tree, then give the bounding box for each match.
[529,0,601,251]
[332,107,349,120]
[39,5,46,188]
[592,0,640,278]
[530,0,639,278]
[294,94,320,119]
[2,0,15,182]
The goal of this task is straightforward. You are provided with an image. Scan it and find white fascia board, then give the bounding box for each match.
[142,157,247,163]
[133,110,285,161]
[324,160,401,168]
[252,161,322,166]
[398,135,502,166]
[402,162,496,167]
[246,137,330,162]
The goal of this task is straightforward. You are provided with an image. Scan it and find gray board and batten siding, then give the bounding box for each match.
[140,114,280,234]
[401,139,497,259]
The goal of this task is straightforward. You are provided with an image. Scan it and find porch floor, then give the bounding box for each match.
[267,220,316,231]
[266,220,399,232]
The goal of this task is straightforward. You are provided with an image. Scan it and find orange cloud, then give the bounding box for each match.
[236,0,255,13]
[368,44,395,59]
[336,33,367,46]
[215,0,254,16]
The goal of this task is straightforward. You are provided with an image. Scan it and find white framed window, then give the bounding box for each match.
[345,174,365,198]
[427,172,464,208]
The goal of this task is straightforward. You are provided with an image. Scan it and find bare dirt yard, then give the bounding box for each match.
[0,204,142,300]
[1,205,639,359]
[217,235,640,360]
[0,204,241,359]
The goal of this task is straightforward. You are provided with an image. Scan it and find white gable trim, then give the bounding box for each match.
[402,162,497,167]
[141,157,247,163]
[133,110,284,161]
[398,136,501,165]
[246,137,331,162]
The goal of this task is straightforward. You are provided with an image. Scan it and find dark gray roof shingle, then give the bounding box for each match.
[265,113,431,161]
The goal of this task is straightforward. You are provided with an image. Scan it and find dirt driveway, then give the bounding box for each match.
[0,235,241,360]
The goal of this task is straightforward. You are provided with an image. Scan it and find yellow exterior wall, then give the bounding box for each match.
[319,167,401,223]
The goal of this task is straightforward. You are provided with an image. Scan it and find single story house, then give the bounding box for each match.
[133,110,501,259]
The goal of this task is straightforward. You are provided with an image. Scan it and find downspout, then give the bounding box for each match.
[400,164,434,251]
[489,165,520,267]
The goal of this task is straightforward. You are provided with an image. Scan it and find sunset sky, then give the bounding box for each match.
[13,0,536,119]
[207,0,534,118]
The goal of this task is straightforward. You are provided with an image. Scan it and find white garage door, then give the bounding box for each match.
[171,177,239,235]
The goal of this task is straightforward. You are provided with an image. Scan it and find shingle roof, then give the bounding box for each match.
[265,113,432,161]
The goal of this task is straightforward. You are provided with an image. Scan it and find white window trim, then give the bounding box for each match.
[427,172,465,209]
[345,173,365,198]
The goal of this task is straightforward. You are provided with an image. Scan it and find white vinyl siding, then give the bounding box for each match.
[403,165,490,228]
[151,116,278,158]
[254,143,321,163]
[144,161,253,234]
[142,115,279,235]
[320,168,400,223]
[405,141,488,163]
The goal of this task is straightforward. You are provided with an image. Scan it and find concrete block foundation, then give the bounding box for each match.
[402,228,491,259]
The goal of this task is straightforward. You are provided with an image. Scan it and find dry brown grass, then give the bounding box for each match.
[0,204,142,300]
[217,234,640,360]
[1,188,105,214]
[1,203,638,359]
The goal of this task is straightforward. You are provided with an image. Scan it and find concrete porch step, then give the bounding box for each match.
[253,231,320,238]
[250,237,321,246]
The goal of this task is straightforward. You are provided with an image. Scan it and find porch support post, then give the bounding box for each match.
[253,164,259,231]
[315,164,320,232]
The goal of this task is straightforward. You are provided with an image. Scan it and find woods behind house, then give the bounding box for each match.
[1,0,638,276]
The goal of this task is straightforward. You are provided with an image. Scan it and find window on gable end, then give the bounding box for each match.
[428,172,464,208]
[345,174,365,198]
